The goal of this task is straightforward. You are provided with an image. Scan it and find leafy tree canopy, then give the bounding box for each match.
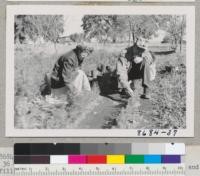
[81,15,185,46]
[15,15,64,44]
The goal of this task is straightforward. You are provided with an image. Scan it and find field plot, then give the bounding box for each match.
[14,42,186,129]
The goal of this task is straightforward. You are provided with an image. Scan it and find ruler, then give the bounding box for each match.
[14,164,185,176]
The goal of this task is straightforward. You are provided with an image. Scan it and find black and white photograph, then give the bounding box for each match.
[6,6,194,137]
[7,0,196,2]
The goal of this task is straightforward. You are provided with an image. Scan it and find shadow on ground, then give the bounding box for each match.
[76,71,131,129]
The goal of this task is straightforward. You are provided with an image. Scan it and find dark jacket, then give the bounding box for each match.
[125,44,145,80]
[125,44,155,85]
[51,49,79,89]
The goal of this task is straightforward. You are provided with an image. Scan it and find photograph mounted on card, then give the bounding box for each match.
[6,5,194,137]
[7,0,195,2]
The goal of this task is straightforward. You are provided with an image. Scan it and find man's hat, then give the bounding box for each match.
[135,36,148,50]
[76,44,93,54]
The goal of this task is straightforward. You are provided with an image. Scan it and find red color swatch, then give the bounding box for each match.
[87,155,107,164]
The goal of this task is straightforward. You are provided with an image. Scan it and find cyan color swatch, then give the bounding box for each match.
[144,155,161,164]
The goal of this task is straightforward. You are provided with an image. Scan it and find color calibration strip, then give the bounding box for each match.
[14,143,185,164]
[14,155,182,164]
[14,143,185,155]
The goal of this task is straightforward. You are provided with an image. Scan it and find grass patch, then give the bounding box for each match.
[15,43,186,129]
[118,51,186,129]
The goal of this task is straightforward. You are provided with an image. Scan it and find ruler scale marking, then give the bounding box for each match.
[13,164,185,176]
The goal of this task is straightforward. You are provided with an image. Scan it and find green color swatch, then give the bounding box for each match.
[125,155,144,164]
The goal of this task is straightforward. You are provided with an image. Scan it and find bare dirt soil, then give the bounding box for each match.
[14,43,186,129]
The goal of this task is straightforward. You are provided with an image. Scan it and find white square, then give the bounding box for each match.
[165,143,185,155]
[50,155,68,164]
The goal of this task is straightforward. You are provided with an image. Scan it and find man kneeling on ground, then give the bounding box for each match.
[126,37,156,99]
[45,44,93,105]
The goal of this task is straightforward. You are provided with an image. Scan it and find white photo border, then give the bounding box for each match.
[6,5,195,137]
[7,0,196,2]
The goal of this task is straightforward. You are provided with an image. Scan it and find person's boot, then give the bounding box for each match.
[120,88,131,98]
[141,86,150,99]
[130,80,135,91]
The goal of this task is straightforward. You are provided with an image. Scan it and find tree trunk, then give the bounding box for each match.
[128,31,131,46]
[179,16,185,53]
[54,42,58,56]
[174,37,177,49]
[180,39,182,52]
[128,18,135,45]
[132,31,135,44]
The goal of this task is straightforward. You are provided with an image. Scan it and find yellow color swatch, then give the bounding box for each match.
[107,155,125,164]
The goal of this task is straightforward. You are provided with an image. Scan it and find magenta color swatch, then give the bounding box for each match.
[68,155,87,164]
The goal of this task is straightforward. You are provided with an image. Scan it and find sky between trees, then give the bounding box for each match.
[15,14,186,51]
